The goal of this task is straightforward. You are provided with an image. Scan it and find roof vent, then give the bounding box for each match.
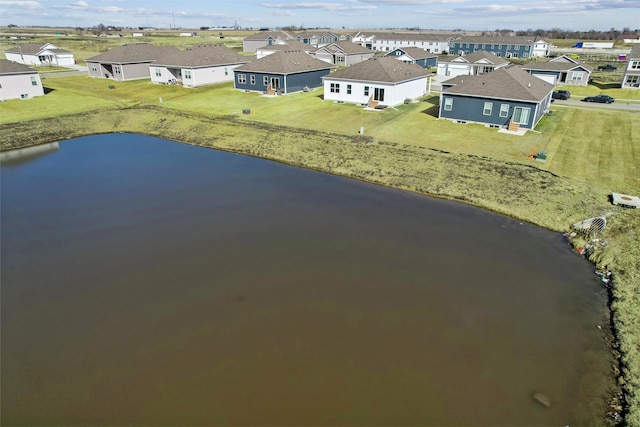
[527,83,531,87]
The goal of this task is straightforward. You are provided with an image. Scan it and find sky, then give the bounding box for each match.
[0,0,638,32]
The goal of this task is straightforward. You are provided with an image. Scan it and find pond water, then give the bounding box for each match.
[1,134,614,426]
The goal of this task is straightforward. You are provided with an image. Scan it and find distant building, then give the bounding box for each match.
[521,55,592,86]
[449,36,550,58]
[4,43,75,66]
[242,31,294,53]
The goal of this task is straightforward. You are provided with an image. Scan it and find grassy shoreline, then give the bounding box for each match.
[1,106,638,425]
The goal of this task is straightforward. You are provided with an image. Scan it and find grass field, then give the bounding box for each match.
[1,32,640,426]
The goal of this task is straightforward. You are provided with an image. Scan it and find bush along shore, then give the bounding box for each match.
[1,105,638,426]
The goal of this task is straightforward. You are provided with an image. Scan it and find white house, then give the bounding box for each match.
[371,32,452,53]
[322,56,429,108]
[150,45,251,87]
[313,41,374,66]
[4,43,75,66]
[0,59,45,101]
[255,39,311,59]
[437,51,509,77]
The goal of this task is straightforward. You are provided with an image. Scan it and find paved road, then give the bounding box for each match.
[551,98,640,112]
[40,64,88,78]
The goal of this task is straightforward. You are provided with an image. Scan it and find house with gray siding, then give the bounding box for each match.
[313,41,374,66]
[150,45,250,87]
[386,47,437,69]
[233,50,332,95]
[322,56,429,107]
[86,44,179,81]
[294,31,339,48]
[4,43,75,66]
[437,51,509,77]
[438,65,553,131]
[621,44,640,89]
[449,36,550,58]
[0,59,45,101]
[521,55,592,86]
[256,40,312,59]
[242,31,294,53]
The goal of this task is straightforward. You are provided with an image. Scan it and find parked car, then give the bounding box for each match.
[597,64,617,71]
[552,90,571,100]
[582,95,615,103]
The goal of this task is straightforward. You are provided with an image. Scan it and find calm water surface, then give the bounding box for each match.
[1,134,613,426]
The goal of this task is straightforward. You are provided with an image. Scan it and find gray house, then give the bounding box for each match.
[242,31,294,53]
[521,55,592,86]
[294,31,339,48]
[439,65,554,131]
[313,41,375,66]
[386,47,437,68]
[437,50,509,77]
[233,50,333,95]
[86,43,179,81]
[621,44,640,89]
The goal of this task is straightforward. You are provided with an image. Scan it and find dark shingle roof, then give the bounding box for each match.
[321,41,373,55]
[374,32,453,42]
[244,31,293,41]
[86,44,179,64]
[324,56,429,83]
[0,58,38,74]
[628,44,640,59]
[442,50,509,66]
[234,50,332,74]
[257,40,311,52]
[522,58,592,73]
[443,65,553,101]
[152,45,250,68]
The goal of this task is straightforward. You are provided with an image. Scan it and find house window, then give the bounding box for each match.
[499,104,509,117]
[364,86,369,96]
[571,72,584,82]
[184,70,191,79]
[330,83,340,93]
[512,107,530,125]
[155,68,162,77]
[30,76,37,86]
[225,68,228,75]
[630,61,640,70]
[625,75,640,87]
[114,65,121,73]
[512,53,519,58]
[444,97,453,111]
[263,76,269,86]
[91,64,97,72]
[483,102,493,116]
[347,84,352,94]
[237,74,246,84]
[250,75,256,85]
[522,53,529,58]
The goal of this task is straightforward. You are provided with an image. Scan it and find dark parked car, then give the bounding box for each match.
[552,90,571,100]
[582,94,615,103]
[597,64,617,71]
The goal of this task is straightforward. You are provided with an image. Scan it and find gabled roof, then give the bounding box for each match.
[443,65,553,102]
[295,31,337,39]
[522,57,592,73]
[86,44,180,64]
[152,45,250,68]
[244,31,293,41]
[234,50,332,74]
[373,32,453,42]
[257,39,311,52]
[0,58,38,75]
[447,50,509,66]
[6,43,71,55]
[317,41,373,55]
[323,56,429,83]
[628,44,640,59]
[386,47,438,60]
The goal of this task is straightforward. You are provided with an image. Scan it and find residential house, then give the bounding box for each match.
[256,39,312,59]
[313,41,375,66]
[438,65,554,131]
[86,43,179,81]
[621,44,640,89]
[242,31,293,53]
[437,50,509,77]
[386,47,438,69]
[4,43,75,66]
[449,36,550,58]
[350,31,377,50]
[0,59,45,101]
[521,55,592,86]
[233,50,333,95]
[322,56,429,107]
[150,45,251,87]
[294,31,339,48]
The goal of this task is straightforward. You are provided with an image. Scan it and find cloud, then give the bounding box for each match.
[0,0,41,9]
[261,2,377,11]
[72,0,88,6]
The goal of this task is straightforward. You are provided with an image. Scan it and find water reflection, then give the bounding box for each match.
[0,142,59,166]
[1,134,614,426]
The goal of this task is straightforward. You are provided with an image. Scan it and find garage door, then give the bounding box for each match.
[533,73,556,84]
